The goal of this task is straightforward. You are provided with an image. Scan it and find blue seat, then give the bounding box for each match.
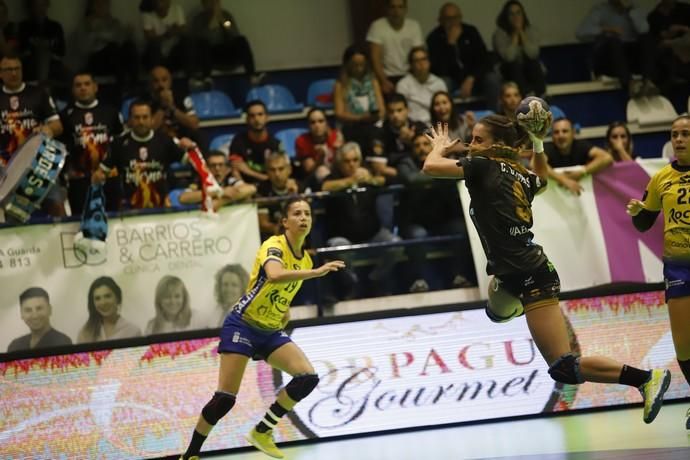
[54,98,67,112]
[274,128,308,158]
[209,133,235,154]
[550,104,566,121]
[307,78,336,108]
[246,84,304,114]
[168,188,188,208]
[190,90,241,119]
[121,97,135,121]
[471,109,495,120]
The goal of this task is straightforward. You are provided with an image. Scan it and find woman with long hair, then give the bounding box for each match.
[77,276,141,343]
[145,275,198,334]
[627,115,690,429]
[206,264,250,328]
[429,90,473,144]
[422,112,671,426]
[606,121,636,162]
[179,197,345,460]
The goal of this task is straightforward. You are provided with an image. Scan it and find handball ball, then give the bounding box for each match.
[515,96,551,134]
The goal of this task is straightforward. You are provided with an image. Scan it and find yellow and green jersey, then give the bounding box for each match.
[642,162,690,263]
[234,234,313,330]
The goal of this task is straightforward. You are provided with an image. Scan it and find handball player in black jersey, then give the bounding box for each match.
[422,114,671,424]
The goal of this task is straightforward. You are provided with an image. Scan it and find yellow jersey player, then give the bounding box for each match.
[180,197,345,459]
[627,115,690,429]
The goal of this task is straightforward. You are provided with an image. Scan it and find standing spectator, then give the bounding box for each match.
[366,0,424,94]
[60,72,124,214]
[7,287,72,352]
[78,276,141,343]
[229,100,282,184]
[395,46,447,124]
[256,152,299,241]
[430,90,474,143]
[493,1,546,97]
[498,81,522,120]
[147,65,203,148]
[427,2,501,111]
[0,55,64,216]
[545,117,615,195]
[396,132,475,290]
[145,275,202,334]
[93,100,189,209]
[576,0,658,98]
[0,0,19,58]
[189,0,264,88]
[295,108,343,185]
[17,0,68,85]
[75,0,138,95]
[647,0,690,91]
[606,121,637,161]
[141,0,194,77]
[334,45,385,156]
[179,150,256,211]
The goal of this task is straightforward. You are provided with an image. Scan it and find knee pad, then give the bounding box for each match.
[486,277,524,323]
[548,353,585,384]
[285,374,319,402]
[201,391,236,425]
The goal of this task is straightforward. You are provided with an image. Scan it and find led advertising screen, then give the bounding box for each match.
[0,291,686,460]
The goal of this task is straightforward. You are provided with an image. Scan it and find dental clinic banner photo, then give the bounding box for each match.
[0,204,260,351]
[460,159,670,295]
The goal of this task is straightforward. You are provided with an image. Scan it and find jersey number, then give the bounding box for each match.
[678,188,689,205]
[285,281,299,293]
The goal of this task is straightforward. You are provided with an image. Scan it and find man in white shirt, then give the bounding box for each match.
[366,0,424,94]
[395,46,447,124]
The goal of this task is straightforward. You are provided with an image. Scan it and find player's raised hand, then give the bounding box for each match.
[626,198,646,216]
[426,122,461,153]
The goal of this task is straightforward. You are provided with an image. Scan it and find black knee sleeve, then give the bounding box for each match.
[201,391,236,425]
[548,353,585,384]
[285,374,319,402]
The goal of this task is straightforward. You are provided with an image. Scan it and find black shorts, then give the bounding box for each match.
[496,260,561,311]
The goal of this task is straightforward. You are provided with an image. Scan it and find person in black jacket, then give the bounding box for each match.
[426,2,501,111]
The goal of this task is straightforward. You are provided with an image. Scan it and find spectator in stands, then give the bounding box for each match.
[498,81,522,120]
[545,117,615,195]
[205,264,250,328]
[145,275,202,334]
[321,142,399,296]
[93,100,191,209]
[18,0,68,85]
[60,72,124,214]
[140,0,194,77]
[189,0,264,88]
[0,55,64,216]
[334,45,385,157]
[396,132,475,291]
[179,150,256,211]
[366,0,424,94]
[493,1,546,98]
[7,287,72,352]
[427,2,501,111]
[576,0,658,98]
[229,99,282,184]
[0,0,19,58]
[395,46,447,124]
[429,90,473,144]
[647,0,690,92]
[78,276,141,343]
[256,152,299,241]
[147,65,203,147]
[605,121,637,161]
[295,107,343,185]
[75,0,138,95]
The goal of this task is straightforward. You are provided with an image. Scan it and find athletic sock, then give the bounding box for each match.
[255,402,289,433]
[678,358,690,386]
[183,430,207,458]
[618,365,652,388]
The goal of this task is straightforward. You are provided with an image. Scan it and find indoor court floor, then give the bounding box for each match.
[203,402,690,460]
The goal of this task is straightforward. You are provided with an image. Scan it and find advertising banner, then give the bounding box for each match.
[0,291,685,459]
[0,205,260,352]
[460,159,669,295]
